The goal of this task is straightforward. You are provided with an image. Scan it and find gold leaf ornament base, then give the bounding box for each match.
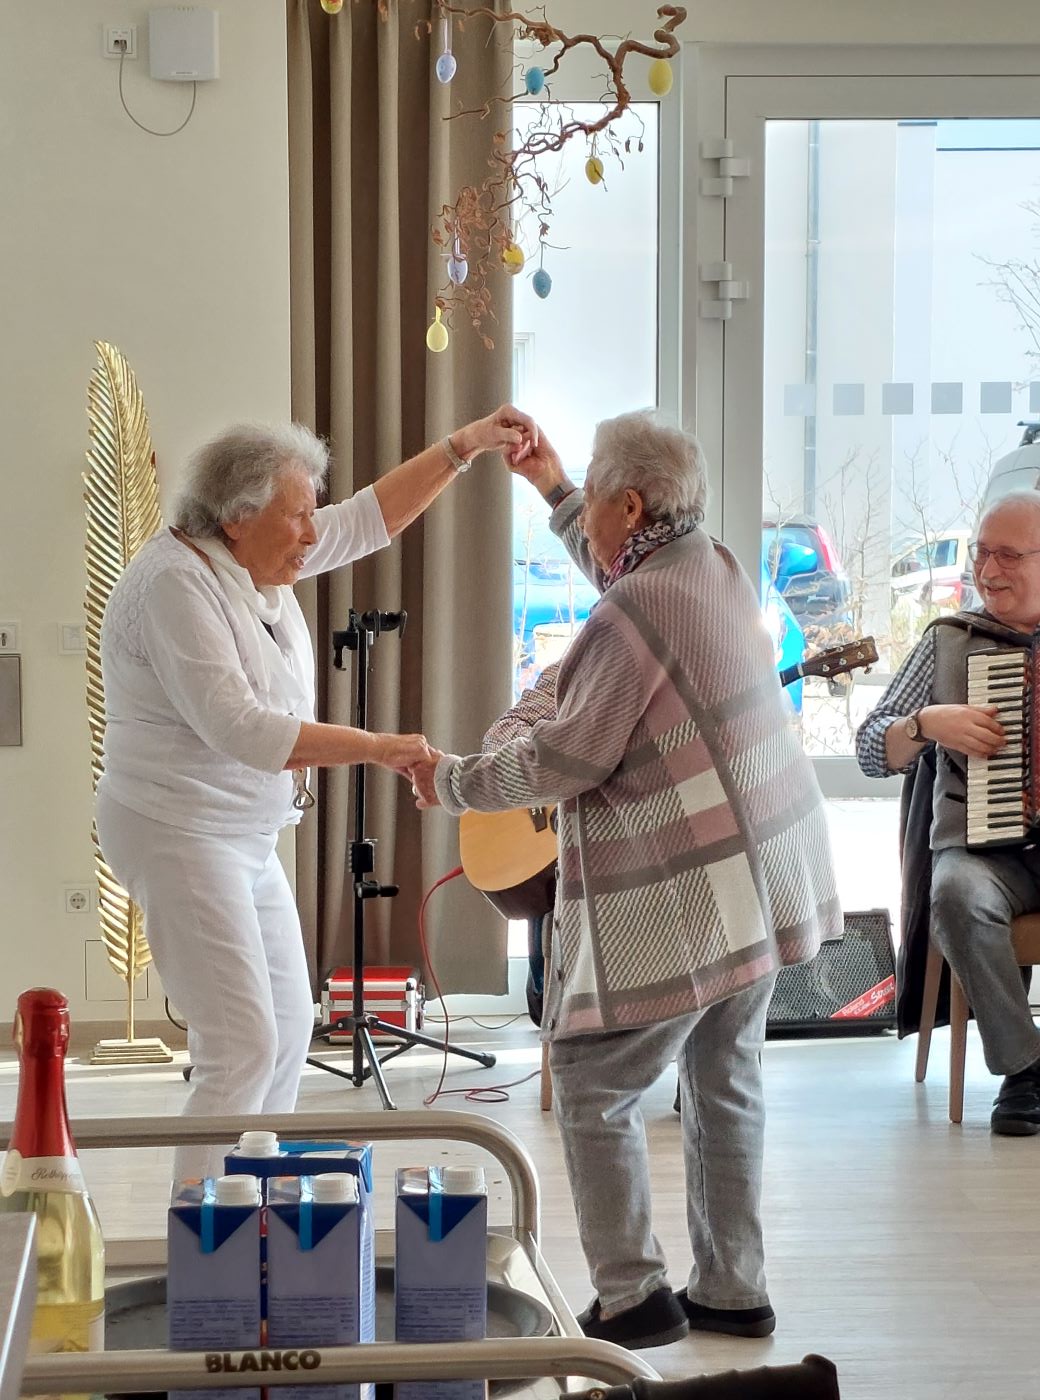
[90,1036,174,1065]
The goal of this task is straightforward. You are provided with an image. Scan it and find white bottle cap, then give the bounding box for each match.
[235,1131,280,1157]
[215,1174,261,1205]
[311,1173,358,1204]
[439,1165,486,1194]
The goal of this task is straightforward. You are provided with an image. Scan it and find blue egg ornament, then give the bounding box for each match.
[435,51,457,84]
[447,253,469,285]
[525,67,545,96]
[532,268,552,300]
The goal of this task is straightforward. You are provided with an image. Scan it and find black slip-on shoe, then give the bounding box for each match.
[673,1289,777,1337]
[991,1075,1040,1135]
[578,1286,689,1349]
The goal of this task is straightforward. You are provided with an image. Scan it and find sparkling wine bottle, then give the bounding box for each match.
[0,988,105,1362]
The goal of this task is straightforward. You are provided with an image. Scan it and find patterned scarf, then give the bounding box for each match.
[603,514,700,588]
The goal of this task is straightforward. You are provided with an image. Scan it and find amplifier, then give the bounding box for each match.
[767,909,896,1034]
[321,965,424,1041]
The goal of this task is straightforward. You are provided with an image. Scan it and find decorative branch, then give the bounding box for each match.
[424,3,686,344]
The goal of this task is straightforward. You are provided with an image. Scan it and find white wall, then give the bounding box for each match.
[552,0,1040,46]
[0,1,291,1022]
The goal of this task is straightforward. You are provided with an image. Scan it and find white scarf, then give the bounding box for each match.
[189,535,315,722]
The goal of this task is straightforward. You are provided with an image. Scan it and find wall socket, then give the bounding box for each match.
[0,622,19,653]
[64,885,93,914]
[59,623,87,655]
[103,25,137,58]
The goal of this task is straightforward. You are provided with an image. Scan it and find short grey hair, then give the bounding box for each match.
[979,489,1040,532]
[171,423,330,538]
[584,410,707,522]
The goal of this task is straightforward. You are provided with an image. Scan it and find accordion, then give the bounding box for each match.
[966,645,1040,848]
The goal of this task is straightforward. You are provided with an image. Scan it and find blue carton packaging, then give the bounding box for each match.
[224,1132,373,1197]
[394,1165,488,1400]
[167,1174,262,1400]
[266,1174,375,1400]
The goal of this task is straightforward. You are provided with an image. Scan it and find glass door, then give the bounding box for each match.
[707,64,1040,796]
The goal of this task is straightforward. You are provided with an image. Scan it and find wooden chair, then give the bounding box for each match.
[915,913,1040,1122]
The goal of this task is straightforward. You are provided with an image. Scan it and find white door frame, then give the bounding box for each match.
[683,45,1040,795]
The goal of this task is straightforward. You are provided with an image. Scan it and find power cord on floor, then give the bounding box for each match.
[164,997,188,1032]
[418,867,542,1106]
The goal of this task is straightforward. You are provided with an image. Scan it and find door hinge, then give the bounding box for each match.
[699,260,750,320]
[699,138,750,198]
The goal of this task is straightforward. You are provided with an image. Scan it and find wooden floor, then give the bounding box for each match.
[2,1018,1037,1400]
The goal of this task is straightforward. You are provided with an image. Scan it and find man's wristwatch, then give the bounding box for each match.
[441,434,471,473]
[545,482,573,509]
[905,708,928,742]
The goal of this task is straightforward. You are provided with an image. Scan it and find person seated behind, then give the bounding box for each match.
[410,409,841,1351]
[481,661,561,1025]
[856,490,1040,1136]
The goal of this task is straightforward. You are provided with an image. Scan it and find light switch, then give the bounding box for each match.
[0,655,22,746]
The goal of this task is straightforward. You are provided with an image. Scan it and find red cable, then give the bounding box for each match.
[418,867,543,1106]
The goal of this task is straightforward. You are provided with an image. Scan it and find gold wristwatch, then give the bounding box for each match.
[905,708,927,742]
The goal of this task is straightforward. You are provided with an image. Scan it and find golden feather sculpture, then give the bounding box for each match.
[85,341,172,1064]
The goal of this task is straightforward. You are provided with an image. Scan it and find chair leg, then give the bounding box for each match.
[916,940,943,1083]
[539,1040,553,1113]
[949,973,969,1125]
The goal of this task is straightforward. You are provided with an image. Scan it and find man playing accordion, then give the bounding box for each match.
[858,491,1040,1135]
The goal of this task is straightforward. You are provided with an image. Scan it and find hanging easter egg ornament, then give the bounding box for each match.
[319,0,343,12]
[502,243,525,277]
[532,267,552,300]
[435,14,456,84]
[524,66,545,97]
[426,306,449,353]
[585,155,604,185]
[647,58,673,96]
[447,252,469,285]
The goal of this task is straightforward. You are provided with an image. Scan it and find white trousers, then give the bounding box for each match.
[95,790,314,1181]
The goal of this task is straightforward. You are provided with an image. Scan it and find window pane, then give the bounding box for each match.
[764,118,1040,753]
[511,101,659,689]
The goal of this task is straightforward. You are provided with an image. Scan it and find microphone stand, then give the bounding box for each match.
[308,607,496,1109]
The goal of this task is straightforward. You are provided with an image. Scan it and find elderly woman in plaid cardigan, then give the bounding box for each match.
[409,410,841,1352]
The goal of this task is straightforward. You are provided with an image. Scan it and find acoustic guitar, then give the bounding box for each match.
[459,635,879,917]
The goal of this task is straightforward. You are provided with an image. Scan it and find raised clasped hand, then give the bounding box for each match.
[472,404,539,461]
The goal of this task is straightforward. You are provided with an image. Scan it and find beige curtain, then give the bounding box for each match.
[287,0,514,997]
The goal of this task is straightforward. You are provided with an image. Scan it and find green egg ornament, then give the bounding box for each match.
[320,0,343,13]
[426,308,449,353]
[585,156,604,185]
[648,58,673,96]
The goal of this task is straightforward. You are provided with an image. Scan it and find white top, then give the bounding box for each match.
[215,1174,261,1206]
[98,487,390,835]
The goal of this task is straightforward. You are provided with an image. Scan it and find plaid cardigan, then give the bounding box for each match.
[435,506,841,1039]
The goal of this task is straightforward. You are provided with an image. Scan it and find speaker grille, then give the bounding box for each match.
[767,909,896,1032]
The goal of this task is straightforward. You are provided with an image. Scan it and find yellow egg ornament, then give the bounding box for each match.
[584,156,604,186]
[647,58,673,96]
[502,243,525,276]
[425,307,449,353]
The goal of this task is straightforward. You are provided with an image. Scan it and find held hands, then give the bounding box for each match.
[455,404,539,463]
[405,753,444,810]
[370,732,435,772]
[920,703,1006,758]
[506,426,564,493]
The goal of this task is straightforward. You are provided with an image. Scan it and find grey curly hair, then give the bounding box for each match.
[171,423,330,538]
[585,410,707,521]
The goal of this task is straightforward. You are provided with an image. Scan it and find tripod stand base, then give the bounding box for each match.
[309,1014,496,1109]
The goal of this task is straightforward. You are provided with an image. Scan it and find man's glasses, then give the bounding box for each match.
[969,542,1040,569]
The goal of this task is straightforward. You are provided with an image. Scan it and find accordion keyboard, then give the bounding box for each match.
[966,649,1028,848]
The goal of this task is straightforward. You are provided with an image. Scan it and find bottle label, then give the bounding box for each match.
[0,1150,86,1196]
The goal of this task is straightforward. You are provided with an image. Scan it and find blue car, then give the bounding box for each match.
[512,533,806,709]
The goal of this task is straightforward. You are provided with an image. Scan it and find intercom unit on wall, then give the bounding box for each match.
[149,7,220,82]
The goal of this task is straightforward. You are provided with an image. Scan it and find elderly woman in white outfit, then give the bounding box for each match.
[95,408,534,1180]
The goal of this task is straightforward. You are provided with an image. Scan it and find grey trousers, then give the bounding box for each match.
[931,845,1040,1075]
[548,975,776,1316]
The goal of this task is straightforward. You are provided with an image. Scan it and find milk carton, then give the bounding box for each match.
[225,1133,374,1198]
[394,1165,488,1400]
[266,1174,375,1400]
[167,1174,262,1400]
